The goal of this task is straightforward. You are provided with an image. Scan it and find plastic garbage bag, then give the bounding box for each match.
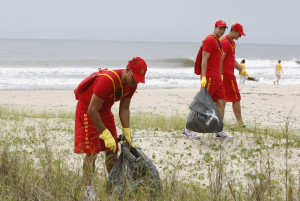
[186,87,223,133]
[107,135,163,197]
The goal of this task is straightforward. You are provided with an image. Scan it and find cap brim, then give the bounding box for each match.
[216,26,228,28]
[132,72,145,83]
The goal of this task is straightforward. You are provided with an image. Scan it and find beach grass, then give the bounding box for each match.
[0,105,300,200]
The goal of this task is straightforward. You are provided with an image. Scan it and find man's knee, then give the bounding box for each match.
[105,151,117,163]
[105,151,118,174]
[233,101,240,106]
[84,154,97,165]
[216,99,226,106]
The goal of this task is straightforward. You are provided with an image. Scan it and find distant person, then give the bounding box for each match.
[221,23,251,129]
[239,59,246,84]
[274,60,283,85]
[74,57,147,200]
[182,20,233,140]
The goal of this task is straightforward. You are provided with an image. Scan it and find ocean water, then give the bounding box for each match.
[0,39,299,90]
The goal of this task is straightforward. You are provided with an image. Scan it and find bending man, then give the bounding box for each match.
[74,57,147,200]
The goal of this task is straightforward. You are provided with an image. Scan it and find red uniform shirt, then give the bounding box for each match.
[74,69,137,154]
[221,36,241,102]
[78,69,137,113]
[221,35,236,75]
[202,34,223,76]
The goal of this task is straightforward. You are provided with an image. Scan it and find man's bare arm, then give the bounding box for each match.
[87,94,106,133]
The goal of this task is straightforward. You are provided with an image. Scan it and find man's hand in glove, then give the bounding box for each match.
[201,76,207,87]
[122,128,135,148]
[99,129,116,152]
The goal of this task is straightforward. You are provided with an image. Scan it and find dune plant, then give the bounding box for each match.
[0,105,299,200]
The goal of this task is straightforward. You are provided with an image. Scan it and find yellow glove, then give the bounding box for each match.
[240,68,249,77]
[221,75,223,81]
[99,129,116,152]
[200,76,207,87]
[122,128,135,148]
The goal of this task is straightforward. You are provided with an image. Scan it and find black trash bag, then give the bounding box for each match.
[107,135,163,197]
[186,87,223,133]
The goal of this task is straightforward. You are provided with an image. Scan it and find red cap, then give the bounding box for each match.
[232,23,246,36]
[215,20,228,28]
[127,57,147,83]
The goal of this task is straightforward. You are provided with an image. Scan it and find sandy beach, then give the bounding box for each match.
[1,85,300,129]
[1,85,300,187]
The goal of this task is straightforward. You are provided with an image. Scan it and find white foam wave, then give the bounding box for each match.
[0,65,299,90]
[236,58,300,68]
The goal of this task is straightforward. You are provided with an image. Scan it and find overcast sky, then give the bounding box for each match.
[0,0,299,44]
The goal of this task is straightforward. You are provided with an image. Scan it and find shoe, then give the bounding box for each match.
[84,186,97,201]
[182,128,200,140]
[215,130,234,140]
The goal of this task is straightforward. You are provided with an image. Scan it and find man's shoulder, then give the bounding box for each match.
[204,35,215,42]
[93,75,115,90]
[220,37,231,45]
[97,69,123,82]
[203,35,217,46]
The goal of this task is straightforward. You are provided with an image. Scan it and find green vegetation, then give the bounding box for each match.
[0,106,299,200]
[0,105,74,120]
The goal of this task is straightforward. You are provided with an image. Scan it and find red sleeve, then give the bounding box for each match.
[202,37,214,53]
[123,85,137,99]
[92,76,114,100]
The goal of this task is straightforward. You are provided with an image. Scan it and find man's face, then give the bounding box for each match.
[215,26,226,38]
[233,30,242,40]
[128,69,139,87]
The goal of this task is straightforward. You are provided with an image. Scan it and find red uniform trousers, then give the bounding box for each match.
[74,102,119,154]
[202,75,226,102]
[223,73,241,102]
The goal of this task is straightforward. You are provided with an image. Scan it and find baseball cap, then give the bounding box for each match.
[232,23,246,36]
[127,57,147,83]
[215,20,228,28]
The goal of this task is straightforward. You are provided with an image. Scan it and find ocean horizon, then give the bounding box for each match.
[0,39,299,90]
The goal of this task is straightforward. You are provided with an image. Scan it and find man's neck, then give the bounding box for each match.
[212,33,220,39]
[121,69,127,85]
[227,33,234,40]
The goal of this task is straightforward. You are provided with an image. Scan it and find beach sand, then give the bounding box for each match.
[1,85,300,185]
[1,85,300,129]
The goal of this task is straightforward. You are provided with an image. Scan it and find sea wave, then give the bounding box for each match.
[1,57,299,69]
[236,58,300,68]
[146,58,195,67]
[0,59,126,67]
[0,57,196,68]
[0,65,299,90]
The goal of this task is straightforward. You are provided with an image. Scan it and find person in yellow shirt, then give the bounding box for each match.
[239,59,246,84]
[274,60,283,85]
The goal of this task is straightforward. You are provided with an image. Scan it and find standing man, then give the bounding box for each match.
[74,57,147,200]
[220,23,250,128]
[201,20,233,139]
[182,20,232,139]
[274,60,283,85]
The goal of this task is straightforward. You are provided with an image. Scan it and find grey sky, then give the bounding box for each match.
[0,0,298,44]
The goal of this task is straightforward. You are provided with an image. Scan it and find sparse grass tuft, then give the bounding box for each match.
[0,106,299,200]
